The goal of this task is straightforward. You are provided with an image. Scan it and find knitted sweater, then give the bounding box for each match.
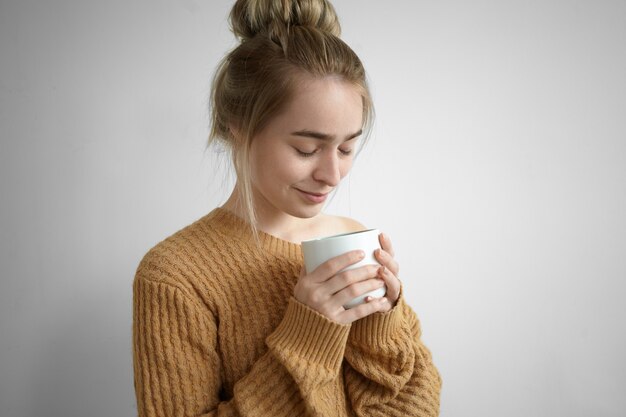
[132,207,441,416]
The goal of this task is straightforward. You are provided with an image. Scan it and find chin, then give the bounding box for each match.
[284,204,323,219]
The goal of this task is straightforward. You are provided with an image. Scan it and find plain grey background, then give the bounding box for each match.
[1,1,625,416]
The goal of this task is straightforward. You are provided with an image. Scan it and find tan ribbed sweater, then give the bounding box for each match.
[132,208,441,416]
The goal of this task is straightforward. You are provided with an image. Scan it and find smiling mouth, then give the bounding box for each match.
[295,188,331,203]
[296,188,330,196]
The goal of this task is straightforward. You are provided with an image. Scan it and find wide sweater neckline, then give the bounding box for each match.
[203,207,303,259]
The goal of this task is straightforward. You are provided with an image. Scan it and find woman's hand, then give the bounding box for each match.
[294,250,387,325]
[366,232,402,312]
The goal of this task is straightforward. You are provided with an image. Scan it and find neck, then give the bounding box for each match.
[221,184,322,243]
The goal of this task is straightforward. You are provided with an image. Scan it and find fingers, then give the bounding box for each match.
[330,272,386,307]
[375,247,400,278]
[297,234,403,324]
[366,295,393,313]
[373,264,401,306]
[324,264,380,295]
[337,294,391,322]
[376,232,399,277]
[298,251,368,307]
[310,250,365,283]
[378,232,395,257]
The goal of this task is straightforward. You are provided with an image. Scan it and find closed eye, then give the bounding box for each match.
[295,148,353,158]
[295,148,317,157]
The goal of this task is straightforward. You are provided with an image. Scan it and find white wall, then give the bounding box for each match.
[1,1,624,416]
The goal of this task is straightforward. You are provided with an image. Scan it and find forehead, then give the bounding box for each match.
[269,76,363,135]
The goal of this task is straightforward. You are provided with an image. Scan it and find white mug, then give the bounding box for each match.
[301,228,387,309]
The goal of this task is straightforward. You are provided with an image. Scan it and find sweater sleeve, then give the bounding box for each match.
[133,274,353,417]
[342,290,442,416]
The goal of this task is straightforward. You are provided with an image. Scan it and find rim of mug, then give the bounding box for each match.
[301,228,378,244]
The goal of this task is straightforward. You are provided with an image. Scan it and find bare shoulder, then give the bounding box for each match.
[338,215,367,232]
[318,214,367,235]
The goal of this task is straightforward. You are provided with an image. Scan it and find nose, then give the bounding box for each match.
[312,150,341,187]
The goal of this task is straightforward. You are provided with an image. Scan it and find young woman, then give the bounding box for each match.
[132,1,442,416]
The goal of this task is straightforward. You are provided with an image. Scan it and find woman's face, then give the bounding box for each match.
[248,76,363,219]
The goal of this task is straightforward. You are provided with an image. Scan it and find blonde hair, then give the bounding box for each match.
[209,0,374,236]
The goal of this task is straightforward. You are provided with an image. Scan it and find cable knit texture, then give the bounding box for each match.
[132,208,441,416]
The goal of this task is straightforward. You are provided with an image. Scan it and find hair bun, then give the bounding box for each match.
[230,0,341,41]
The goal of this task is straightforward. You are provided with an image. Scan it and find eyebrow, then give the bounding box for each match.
[290,129,363,141]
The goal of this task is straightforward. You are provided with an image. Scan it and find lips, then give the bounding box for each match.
[295,188,330,204]
[302,190,327,196]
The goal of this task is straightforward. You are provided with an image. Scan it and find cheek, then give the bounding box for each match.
[276,158,310,183]
[251,139,282,173]
[253,146,308,185]
[339,158,353,178]
[250,148,277,189]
